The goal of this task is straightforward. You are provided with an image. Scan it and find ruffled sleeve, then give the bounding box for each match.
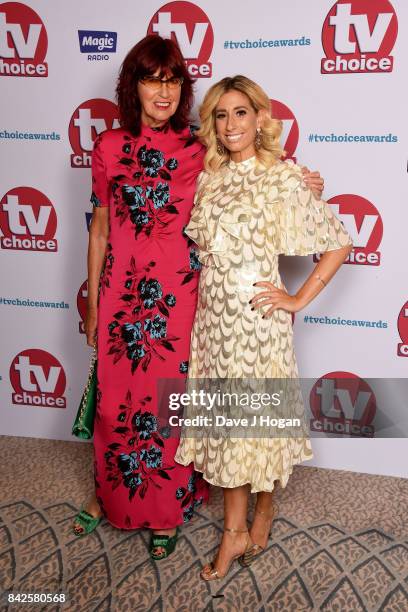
[90,135,110,208]
[269,161,353,256]
[193,170,211,206]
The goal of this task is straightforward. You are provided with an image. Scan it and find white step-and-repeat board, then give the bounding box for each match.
[1,0,407,477]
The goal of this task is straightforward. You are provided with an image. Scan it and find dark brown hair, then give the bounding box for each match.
[116,35,194,136]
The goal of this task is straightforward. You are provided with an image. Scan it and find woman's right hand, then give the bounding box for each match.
[85,308,98,347]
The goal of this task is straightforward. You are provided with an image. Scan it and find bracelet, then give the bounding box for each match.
[315,274,326,287]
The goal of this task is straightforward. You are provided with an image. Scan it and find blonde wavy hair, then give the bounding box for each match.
[197,75,284,173]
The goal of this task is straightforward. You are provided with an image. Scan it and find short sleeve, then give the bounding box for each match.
[193,170,210,206]
[270,164,353,256]
[90,136,110,208]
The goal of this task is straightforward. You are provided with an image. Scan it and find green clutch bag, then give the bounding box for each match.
[72,348,97,440]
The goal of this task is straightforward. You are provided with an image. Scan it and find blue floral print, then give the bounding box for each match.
[108,264,180,374]
[90,191,101,207]
[137,146,165,178]
[179,361,188,373]
[104,391,176,502]
[146,182,170,209]
[112,139,183,238]
[140,445,162,469]
[144,315,167,339]
[138,278,163,309]
[175,472,204,521]
[164,294,176,307]
[189,248,201,271]
[132,411,158,440]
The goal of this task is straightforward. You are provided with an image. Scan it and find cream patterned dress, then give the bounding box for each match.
[175,157,352,492]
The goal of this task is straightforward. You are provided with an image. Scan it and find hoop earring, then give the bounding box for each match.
[255,127,262,150]
[216,138,225,156]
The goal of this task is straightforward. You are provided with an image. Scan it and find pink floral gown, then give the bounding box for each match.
[90,123,208,529]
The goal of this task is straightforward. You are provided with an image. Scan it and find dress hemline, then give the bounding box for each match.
[102,500,209,531]
[175,452,314,494]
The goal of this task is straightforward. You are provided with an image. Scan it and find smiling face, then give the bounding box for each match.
[215,89,261,162]
[137,68,181,128]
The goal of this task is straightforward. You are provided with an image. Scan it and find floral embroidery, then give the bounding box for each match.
[104,391,175,501]
[137,146,165,178]
[111,140,183,238]
[138,278,162,308]
[179,361,189,374]
[189,248,201,271]
[144,315,167,339]
[99,243,114,295]
[90,191,101,207]
[146,182,170,209]
[175,473,203,522]
[107,257,180,373]
[177,227,202,287]
[164,293,176,307]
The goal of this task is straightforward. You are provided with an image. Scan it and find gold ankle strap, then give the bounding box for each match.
[254,502,279,519]
[224,527,248,534]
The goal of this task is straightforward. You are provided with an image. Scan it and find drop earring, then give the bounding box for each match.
[216,137,225,156]
[255,127,262,150]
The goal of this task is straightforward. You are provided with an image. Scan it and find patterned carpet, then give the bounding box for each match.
[0,437,408,611]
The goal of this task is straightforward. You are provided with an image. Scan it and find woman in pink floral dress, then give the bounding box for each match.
[73,36,208,559]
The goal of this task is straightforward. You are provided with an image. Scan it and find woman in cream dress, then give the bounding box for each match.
[175,75,353,580]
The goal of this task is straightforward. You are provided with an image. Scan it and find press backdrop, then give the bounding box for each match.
[0,0,407,477]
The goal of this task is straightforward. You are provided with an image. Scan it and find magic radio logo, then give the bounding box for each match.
[0,186,58,252]
[0,2,48,77]
[78,30,117,61]
[314,194,383,266]
[147,1,213,77]
[77,280,88,334]
[270,99,299,160]
[321,0,398,74]
[310,372,376,437]
[397,301,408,357]
[10,349,67,408]
[69,98,119,168]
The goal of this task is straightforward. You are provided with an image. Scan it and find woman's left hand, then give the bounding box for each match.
[301,166,324,199]
[250,282,303,318]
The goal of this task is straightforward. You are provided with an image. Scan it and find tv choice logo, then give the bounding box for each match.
[0,2,48,77]
[0,186,58,252]
[77,280,88,334]
[321,0,398,74]
[313,194,383,266]
[78,30,117,61]
[270,99,299,160]
[147,1,213,78]
[10,349,67,408]
[310,371,376,437]
[397,301,408,357]
[69,99,119,168]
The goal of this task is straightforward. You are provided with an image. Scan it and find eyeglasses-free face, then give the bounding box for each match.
[215,89,261,163]
[137,70,183,128]
[139,75,184,90]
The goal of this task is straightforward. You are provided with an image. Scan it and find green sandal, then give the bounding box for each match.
[73,509,102,537]
[149,528,178,560]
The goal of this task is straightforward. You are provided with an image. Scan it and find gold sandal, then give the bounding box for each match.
[200,527,252,581]
[238,501,279,567]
